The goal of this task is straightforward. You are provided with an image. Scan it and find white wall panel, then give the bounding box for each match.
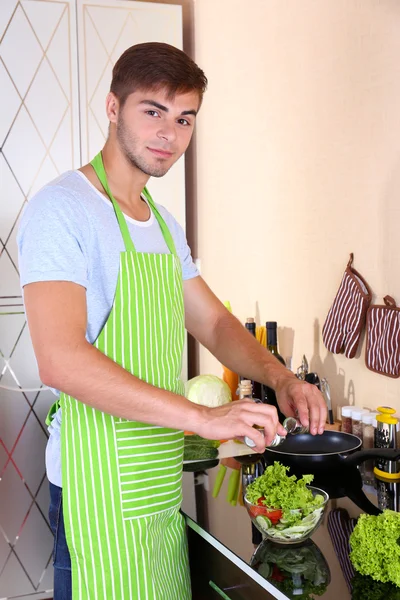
[0,1,79,597]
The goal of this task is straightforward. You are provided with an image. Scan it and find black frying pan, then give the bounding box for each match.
[264,430,400,472]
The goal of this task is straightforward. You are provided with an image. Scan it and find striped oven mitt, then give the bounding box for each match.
[366,295,400,377]
[322,254,372,358]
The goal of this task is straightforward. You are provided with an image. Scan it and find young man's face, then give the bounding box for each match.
[113,88,200,178]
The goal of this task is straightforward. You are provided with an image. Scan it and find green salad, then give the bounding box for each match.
[245,462,326,541]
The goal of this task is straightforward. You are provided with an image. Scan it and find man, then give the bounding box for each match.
[18,43,326,600]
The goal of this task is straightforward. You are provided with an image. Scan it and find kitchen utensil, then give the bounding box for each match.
[374,406,399,476]
[296,355,309,380]
[320,378,334,424]
[375,471,400,512]
[305,372,321,389]
[264,430,400,473]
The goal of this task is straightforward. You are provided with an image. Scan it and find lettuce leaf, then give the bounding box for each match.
[245,462,321,524]
[350,510,400,587]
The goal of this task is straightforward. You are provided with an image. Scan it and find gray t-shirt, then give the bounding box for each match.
[17,170,198,486]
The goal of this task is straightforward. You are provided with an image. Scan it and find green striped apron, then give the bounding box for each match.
[59,152,191,599]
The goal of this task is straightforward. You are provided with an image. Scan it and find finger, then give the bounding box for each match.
[242,426,267,454]
[317,390,328,434]
[307,395,321,435]
[243,409,280,435]
[306,385,328,435]
[242,417,285,450]
[277,423,288,437]
[291,393,310,430]
[241,402,280,426]
[263,423,286,447]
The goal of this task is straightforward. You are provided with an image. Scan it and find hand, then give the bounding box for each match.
[275,374,327,435]
[194,400,288,454]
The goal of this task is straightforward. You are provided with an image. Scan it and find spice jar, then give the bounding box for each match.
[351,409,370,440]
[341,406,353,433]
[362,413,375,449]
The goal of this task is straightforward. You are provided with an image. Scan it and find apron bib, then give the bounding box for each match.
[58,152,191,599]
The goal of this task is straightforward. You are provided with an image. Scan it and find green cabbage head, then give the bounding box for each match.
[185,375,232,408]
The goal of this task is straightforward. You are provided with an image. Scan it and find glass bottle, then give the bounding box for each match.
[263,321,286,423]
[243,317,263,400]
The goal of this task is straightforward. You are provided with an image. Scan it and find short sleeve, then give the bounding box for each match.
[158,209,199,281]
[17,185,91,289]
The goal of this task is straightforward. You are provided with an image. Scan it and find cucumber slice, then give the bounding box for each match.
[256,516,272,532]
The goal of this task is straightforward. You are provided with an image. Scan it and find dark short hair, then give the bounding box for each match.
[110,42,208,107]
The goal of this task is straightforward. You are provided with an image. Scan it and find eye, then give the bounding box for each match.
[177,118,191,126]
[146,110,160,117]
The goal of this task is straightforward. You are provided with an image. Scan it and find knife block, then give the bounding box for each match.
[325,420,342,432]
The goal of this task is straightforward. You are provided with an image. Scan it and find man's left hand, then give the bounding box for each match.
[275,375,327,435]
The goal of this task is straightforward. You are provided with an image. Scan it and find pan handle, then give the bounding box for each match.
[343,448,400,468]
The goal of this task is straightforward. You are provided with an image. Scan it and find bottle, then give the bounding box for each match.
[243,318,263,400]
[262,321,286,423]
[240,380,264,448]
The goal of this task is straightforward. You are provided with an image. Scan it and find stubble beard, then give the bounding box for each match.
[116,116,171,178]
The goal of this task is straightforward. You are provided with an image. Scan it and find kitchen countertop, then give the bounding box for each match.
[182,455,400,599]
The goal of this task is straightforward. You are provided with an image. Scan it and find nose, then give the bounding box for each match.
[157,121,177,143]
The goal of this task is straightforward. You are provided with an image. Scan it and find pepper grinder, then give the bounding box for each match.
[244,414,308,448]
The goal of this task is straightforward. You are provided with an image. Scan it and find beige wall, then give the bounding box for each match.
[193,0,400,416]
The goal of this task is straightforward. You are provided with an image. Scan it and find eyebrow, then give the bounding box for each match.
[139,99,198,117]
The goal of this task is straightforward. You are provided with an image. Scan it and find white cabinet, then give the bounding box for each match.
[77,0,186,226]
[0,2,185,598]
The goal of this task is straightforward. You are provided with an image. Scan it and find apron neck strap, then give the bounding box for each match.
[90,152,178,256]
[91,152,135,252]
[141,187,178,256]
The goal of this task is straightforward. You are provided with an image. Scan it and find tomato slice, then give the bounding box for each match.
[265,508,283,521]
[248,505,269,518]
[250,499,283,523]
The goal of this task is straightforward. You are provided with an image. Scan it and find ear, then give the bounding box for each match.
[105,92,119,124]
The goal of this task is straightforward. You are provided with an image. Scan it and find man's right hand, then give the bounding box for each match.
[194,400,287,454]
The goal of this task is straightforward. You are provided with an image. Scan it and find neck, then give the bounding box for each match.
[101,138,150,208]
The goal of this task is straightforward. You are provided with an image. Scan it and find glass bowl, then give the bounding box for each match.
[244,486,329,545]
